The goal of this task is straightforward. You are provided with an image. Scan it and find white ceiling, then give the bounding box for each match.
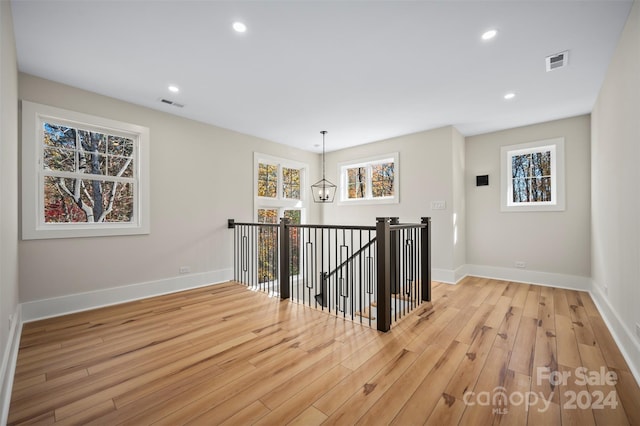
[11,0,632,152]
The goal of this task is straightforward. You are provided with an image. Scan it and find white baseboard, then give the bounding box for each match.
[465,264,591,291]
[589,282,640,387]
[453,264,469,283]
[432,268,456,284]
[1,305,22,426]
[432,265,469,285]
[21,268,233,322]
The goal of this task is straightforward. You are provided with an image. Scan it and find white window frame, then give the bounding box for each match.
[254,152,307,221]
[256,207,304,224]
[21,101,150,239]
[500,137,565,212]
[254,154,307,285]
[338,152,399,205]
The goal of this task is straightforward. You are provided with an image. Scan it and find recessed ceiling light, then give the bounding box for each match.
[168,85,179,93]
[481,29,498,41]
[504,92,516,100]
[233,22,247,33]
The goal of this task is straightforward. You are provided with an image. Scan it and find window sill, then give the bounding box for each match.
[338,197,399,206]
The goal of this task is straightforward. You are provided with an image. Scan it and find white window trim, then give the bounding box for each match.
[500,137,565,212]
[338,152,399,205]
[254,152,307,219]
[256,207,305,224]
[21,101,150,239]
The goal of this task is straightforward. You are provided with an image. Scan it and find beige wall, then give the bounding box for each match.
[18,74,320,302]
[321,126,464,282]
[0,0,20,416]
[591,0,640,377]
[466,115,591,283]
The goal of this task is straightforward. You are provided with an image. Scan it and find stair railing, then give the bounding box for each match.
[315,236,377,307]
[229,217,431,332]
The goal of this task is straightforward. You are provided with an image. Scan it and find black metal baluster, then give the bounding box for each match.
[358,230,363,323]
[350,230,355,320]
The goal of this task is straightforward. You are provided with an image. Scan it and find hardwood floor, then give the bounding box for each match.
[8,277,640,425]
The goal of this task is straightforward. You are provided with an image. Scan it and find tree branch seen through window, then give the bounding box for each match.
[43,122,135,223]
[500,138,564,212]
[340,154,399,204]
[511,151,552,203]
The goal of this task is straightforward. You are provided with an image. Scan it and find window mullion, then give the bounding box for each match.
[278,164,283,201]
[367,165,373,199]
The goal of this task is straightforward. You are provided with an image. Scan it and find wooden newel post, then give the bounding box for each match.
[376,217,391,332]
[389,217,399,295]
[421,217,431,302]
[279,217,291,299]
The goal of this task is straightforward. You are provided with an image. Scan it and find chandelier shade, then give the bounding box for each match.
[311,131,337,203]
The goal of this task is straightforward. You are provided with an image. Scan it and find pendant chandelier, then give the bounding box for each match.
[311,130,337,203]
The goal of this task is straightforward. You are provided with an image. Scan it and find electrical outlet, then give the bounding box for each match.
[8,314,14,330]
[636,323,640,340]
[515,261,526,269]
[431,201,446,210]
[179,266,190,274]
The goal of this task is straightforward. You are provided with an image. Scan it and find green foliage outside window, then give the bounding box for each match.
[282,167,301,199]
[257,208,278,284]
[284,210,301,277]
[256,208,301,284]
[257,163,278,198]
[371,162,394,198]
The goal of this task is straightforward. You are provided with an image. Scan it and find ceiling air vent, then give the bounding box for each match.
[545,51,568,72]
[160,98,184,108]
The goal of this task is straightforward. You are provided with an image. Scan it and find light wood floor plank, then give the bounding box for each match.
[511,283,530,308]
[523,286,542,318]
[457,345,510,426]
[555,314,582,369]
[391,340,469,424]
[323,348,418,425]
[354,343,446,425]
[218,400,270,426]
[497,370,531,426]
[531,324,560,405]
[589,314,630,371]
[558,364,597,426]
[287,406,327,425]
[255,365,352,425]
[454,304,491,345]
[578,342,630,425]
[8,278,639,425]
[493,306,524,352]
[614,368,640,426]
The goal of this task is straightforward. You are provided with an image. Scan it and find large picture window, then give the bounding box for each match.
[254,153,307,284]
[22,101,150,239]
[500,138,565,212]
[339,153,399,205]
